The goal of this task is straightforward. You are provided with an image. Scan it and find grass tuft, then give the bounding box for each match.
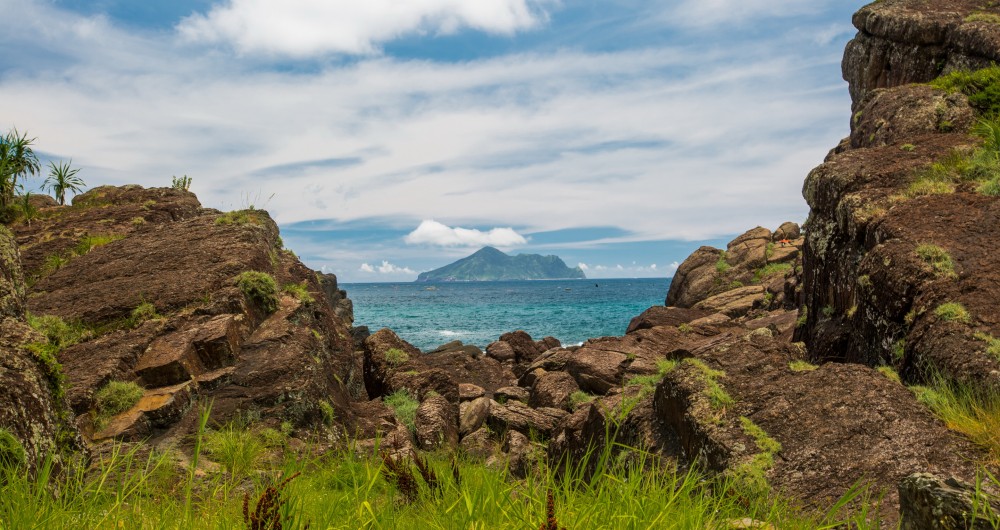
[384,390,419,432]
[788,360,818,372]
[915,244,958,279]
[913,377,1000,465]
[282,282,315,305]
[215,209,262,226]
[94,380,144,419]
[385,347,410,366]
[935,302,971,324]
[753,263,792,283]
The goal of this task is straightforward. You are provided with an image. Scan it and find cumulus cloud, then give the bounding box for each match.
[404,220,527,247]
[177,0,552,56]
[577,262,589,271]
[359,260,416,274]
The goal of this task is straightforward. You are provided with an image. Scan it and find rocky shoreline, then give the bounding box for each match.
[3,0,1000,527]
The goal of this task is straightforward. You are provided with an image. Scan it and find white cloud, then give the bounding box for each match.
[669,261,680,272]
[359,260,416,275]
[577,262,589,271]
[177,0,552,57]
[404,220,527,247]
[665,0,840,28]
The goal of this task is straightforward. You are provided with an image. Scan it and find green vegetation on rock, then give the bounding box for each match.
[385,347,410,366]
[214,209,262,226]
[283,282,315,305]
[384,390,419,432]
[915,244,958,279]
[684,358,734,410]
[935,302,971,324]
[788,360,818,372]
[235,270,279,313]
[94,380,144,419]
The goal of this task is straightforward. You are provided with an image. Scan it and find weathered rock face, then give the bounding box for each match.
[843,0,1000,108]
[665,224,804,316]
[799,7,1000,387]
[0,226,81,471]
[10,186,360,446]
[898,473,1000,529]
[414,395,459,450]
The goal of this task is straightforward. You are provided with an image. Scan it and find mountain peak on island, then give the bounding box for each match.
[416,247,585,282]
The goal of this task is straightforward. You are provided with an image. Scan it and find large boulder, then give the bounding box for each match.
[414,395,459,450]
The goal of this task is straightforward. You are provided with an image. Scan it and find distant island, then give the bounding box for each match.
[415,246,586,282]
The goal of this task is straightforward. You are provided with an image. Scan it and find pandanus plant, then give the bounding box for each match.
[44,160,85,205]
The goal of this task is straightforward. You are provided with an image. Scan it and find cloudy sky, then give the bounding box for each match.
[1,0,867,282]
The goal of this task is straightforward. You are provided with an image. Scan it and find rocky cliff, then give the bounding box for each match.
[4,185,367,450]
[802,0,1000,390]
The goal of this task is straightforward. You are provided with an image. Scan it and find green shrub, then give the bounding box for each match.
[94,380,144,418]
[236,271,279,313]
[27,313,87,347]
[283,282,315,305]
[677,323,693,334]
[0,429,25,470]
[930,65,1000,116]
[385,348,409,366]
[795,306,808,328]
[171,175,192,191]
[935,302,971,324]
[914,244,958,279]
[715,252,730,274]
[131,216,145,226]
[892,339,906,361]
[384,390,419,432]
[25,342,66,402]
[900,143,916,152]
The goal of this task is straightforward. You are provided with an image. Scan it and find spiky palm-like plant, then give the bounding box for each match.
[44,160,85,205]
[0,129,40,208]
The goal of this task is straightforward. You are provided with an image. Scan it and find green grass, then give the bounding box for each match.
[915,244,958,279]
[569,391,596,408]
[27,313,89,347]
[0,433,901,530]
[966,12,1000,24]
[0,428,25,470]
[283,282,315,305]
[732,416,783,496]
[913,377,1000,465]
[625,359,680,397]
[935,302,971,324]
[214,209,263,226]
[788,360,818,372]
[94,380,144,419]
[979,176,1000,196]
[930,65,1000,116]
[319,400,336,426]
[753,262,792,283]
[203,426,267,477]
[684,358,734,410]
[877,366,901,384]
[74,233,123,255]
[384,390,419,432]
[128,301,159,327]
[796,306,808,328]
[715,252,731,274]
[385,347,410,366]
[235,270,279,314]
[973,332,1000,361]
[677,323,693,334]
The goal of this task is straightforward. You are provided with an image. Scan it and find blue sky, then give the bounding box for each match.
[1,0,868,281]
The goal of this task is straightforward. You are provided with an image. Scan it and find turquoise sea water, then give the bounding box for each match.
[343,278,671,351]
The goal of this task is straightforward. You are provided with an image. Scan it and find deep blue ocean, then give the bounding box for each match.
[343,278,671,351]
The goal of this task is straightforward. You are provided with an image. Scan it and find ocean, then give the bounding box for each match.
[343,278,672,351]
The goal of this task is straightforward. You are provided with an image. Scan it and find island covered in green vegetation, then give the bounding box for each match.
[415,246,586,282]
